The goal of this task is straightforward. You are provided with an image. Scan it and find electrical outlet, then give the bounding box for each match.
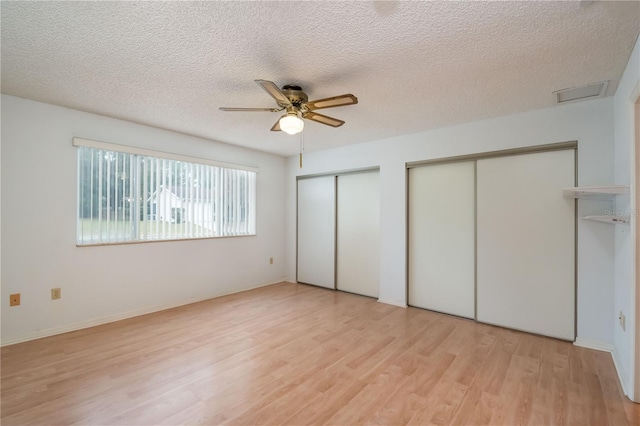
[269,257,274,265]
[51,288,61,300]
[10,293,20,306]
[619,311,626,331]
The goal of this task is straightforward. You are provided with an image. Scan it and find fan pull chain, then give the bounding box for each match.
[299,131,304,169]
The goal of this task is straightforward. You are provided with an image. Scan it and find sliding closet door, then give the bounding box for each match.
[336,171,380,298]
[297,176,336,289]
[408,161,476,318]
[476,150,575,340]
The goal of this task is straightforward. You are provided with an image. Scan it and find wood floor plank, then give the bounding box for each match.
[324,364,409,425]
[1,282,637,426]
[591,350,632,425]
[471,391,501,425]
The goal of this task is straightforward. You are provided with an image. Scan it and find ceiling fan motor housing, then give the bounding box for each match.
[281,84,308,108]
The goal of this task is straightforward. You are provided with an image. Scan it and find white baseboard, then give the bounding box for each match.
[573,338,630,397]
[611,346,630,397]
[1,280,284,347]
[573,338,614,353]
[377,298,407,308]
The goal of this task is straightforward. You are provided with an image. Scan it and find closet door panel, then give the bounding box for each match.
[408,161,476,318]
[297,176,336,289]
[336,171,380,298]
[476,150,575,340]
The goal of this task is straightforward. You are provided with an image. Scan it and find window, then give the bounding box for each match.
[75,138,257,245]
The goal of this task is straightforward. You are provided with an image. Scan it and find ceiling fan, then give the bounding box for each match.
[219,80,358,135]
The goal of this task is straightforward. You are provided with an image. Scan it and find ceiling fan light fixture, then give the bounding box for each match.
[279,112,304,135]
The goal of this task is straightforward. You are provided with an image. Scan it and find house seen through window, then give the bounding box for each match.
[76,140,257,245]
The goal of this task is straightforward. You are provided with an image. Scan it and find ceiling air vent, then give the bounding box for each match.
[554,81,608,104]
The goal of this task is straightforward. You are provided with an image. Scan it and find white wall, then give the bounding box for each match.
[613,34,639,400]
[285,98,616,346]
[1,95,287,345]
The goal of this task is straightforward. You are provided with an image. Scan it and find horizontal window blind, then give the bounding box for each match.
[76,141,257,245]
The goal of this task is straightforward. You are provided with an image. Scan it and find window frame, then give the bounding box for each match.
[73,137,258,246]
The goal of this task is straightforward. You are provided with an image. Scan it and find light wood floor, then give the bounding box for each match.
[2,282,638,425]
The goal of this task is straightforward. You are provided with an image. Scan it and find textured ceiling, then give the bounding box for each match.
[2,1,639,157]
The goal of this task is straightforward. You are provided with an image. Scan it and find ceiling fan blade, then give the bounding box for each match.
[305,94,358,111]
[219,107,282,112]
[270,119,281,132]
[304,111,345,127]
[255,80,292,107]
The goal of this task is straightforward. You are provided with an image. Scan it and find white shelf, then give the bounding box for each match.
[563,186,629,199]
[582,215,630,224]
